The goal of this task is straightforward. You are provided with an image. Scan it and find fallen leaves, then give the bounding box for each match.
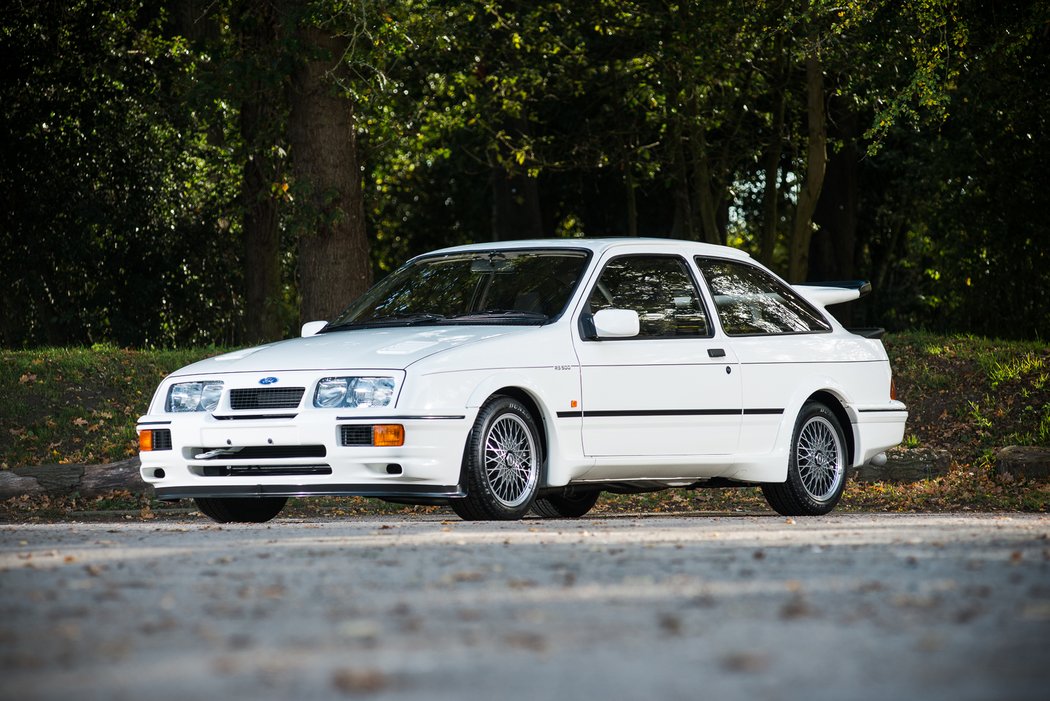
[721,652,770,673]
[331,668,389,695]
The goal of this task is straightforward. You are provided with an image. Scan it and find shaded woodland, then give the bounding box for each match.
[2,0,1047,347]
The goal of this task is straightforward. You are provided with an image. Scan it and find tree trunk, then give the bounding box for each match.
[760,35,788,268]
[691,126,722,245]
[286,23,371,323]
[489,118,544,241]
[670,118,696,240]
[490,165,544,240]
[812,104,860,284]
[237,2,285,343]
[788,52,828,283]
[625,168,638,237]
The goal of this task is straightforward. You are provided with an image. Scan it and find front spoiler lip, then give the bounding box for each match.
[155,483,465,501]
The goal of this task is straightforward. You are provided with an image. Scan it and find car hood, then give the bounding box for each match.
[170,326,516,376]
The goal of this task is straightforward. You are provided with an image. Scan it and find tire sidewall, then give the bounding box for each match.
[465,396,544,519]
[786,402,848,514]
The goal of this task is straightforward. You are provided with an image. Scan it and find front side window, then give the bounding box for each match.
[696,258,831,336]
[324,249,589,330]
[586,255,709,338]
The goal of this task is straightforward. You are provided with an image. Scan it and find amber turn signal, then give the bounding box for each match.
[138,430,153,452]
[890,378,898,401]
[372,424,405,447]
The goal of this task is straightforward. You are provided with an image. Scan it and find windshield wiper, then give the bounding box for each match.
[324,313,447,331]
[449,309,549,322]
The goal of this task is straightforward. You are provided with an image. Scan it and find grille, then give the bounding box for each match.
[229,387,305,410]
[340,425,374,446]
[194,445,326,460]
[200,465,332,477]
[152,429,172,451]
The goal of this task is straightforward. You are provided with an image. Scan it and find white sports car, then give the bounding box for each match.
[138,238,907,523]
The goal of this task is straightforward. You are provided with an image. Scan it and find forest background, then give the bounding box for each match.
[2,0,1047,349]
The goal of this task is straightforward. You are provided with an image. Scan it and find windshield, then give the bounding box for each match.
[324,249,590,330]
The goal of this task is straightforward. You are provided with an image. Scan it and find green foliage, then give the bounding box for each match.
[1,0,1047,346]
[0,1,242,348]
[884,331,1050,461]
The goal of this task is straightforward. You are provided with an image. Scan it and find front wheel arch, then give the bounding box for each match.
[486,386,549,465]
[451,393,546,521]
[458,387,549,487]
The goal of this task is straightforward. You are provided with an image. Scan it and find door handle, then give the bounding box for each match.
[708,348,726,358]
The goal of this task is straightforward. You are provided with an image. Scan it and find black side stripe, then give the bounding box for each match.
[556,408,784,419]
[335,414,466,421]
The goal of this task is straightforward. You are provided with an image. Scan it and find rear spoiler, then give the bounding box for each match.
[793,280,872,307]
[794,281,883,338]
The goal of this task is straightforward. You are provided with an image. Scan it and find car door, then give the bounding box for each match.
[572,254,742,457]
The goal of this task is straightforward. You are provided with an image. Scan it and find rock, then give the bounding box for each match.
[995,446,1050,480]
[852,447,953,483]
[0,470,45,499]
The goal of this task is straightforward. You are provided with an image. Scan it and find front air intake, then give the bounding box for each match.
[340,425,374,446]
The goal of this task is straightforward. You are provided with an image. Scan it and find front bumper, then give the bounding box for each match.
[137,410,475,501]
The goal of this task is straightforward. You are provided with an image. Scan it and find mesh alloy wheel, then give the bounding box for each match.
[453,396,543,520]
[795,415,845,501]
[761,401,849,517]
[483,413,539,508]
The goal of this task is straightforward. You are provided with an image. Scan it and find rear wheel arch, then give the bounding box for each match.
[762,400,849,516]
[806,390,855,466]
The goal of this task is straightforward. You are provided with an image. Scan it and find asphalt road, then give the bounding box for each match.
[1,512,1048,701]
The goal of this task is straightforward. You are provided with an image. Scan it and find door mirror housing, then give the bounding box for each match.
[301,320,328,337]
[593,309,640,339]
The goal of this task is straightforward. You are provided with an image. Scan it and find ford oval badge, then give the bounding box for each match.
[259,376,278,385]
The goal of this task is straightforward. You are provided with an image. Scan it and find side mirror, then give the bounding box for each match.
[300,320,328,337]
[593,309,640,339]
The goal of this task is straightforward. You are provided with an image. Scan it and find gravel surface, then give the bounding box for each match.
[1,512,1048,700]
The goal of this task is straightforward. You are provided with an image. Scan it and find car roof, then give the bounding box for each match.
[424,237,754,261]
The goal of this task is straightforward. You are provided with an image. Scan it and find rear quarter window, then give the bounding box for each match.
[695,257,831,336]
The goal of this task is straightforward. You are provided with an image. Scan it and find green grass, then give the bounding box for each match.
[0,344,225,469]
[883,331,1050,461]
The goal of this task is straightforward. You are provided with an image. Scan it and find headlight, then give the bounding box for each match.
[167,381,224,412]
[314,377,395,409]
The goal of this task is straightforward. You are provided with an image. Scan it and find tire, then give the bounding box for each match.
[453,396,543,521]
[194,497,288,523]
[533,490,600,518]
[762,402,848,516]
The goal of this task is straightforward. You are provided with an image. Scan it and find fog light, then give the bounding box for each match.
[139,430,153,452]
[373,424,404,447]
